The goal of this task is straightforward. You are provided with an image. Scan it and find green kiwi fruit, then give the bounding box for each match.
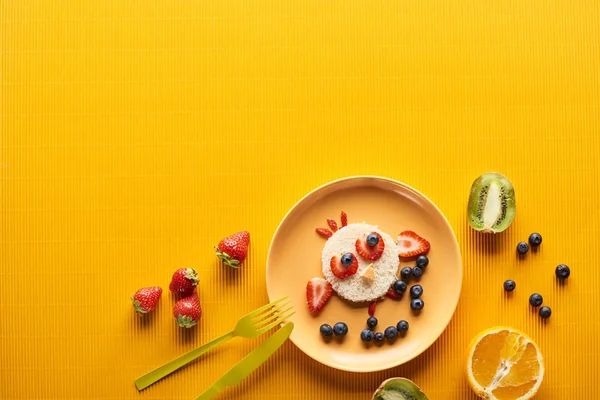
[372,378,428,400]
[467,172,516,233]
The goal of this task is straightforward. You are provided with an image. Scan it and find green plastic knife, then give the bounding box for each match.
[195,322,294,400]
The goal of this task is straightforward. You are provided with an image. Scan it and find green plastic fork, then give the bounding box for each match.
[134,296,293,391]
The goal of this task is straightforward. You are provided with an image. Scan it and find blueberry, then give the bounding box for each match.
[529,293,543,307]
[555,264,570,279]
[529,233,542,247]
[400,267,413,279]
[374,332,385,342]
[410,298,424,311]
[333,322,348,336]
[412,266,423,279]
[410,285,423,298]
[360,329,375,342]
[384,326,398,339]
[341,253,354,267]
[517,242,529,255]
[397,320,409,332]
[393,280,407,294]
[504,280,516,292]
[367,317,378,329]
[539,306,552,319]
[320,324,333,337]
[416,255,429,268]
[366,233,379,247]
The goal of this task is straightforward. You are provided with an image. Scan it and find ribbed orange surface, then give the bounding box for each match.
[1,1,599,399]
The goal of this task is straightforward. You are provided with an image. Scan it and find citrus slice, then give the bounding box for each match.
[466,327,544,400]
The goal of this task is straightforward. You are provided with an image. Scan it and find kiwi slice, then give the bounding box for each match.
[467,172,516,233]
[372,378,428,400]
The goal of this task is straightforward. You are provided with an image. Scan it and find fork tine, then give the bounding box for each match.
[250,300,292,323]
[254,305,295,330]
[257,311,296,333]
[245,297,288,319]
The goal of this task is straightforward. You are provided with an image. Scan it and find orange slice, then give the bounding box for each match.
[466,327,544,400]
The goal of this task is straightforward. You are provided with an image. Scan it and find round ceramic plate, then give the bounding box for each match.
[266,176,462,372]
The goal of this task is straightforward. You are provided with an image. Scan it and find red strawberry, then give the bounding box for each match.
[397,230,430,258]
[327,219,338,232]
[215,231,250,268]
[173,293,202,328]
[330,253,359,279]
[306,278,333,313]
[131,286,162,316]
[355,232,385,261]
[340,211,348,227]
[316,228,333,239]
[386,287,402,299]
[368,301,377,317]
[169,268,199,296]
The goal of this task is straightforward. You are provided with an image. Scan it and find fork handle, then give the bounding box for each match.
[134,331,235,391]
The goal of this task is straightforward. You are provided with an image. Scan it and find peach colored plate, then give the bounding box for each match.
[266,176,463,372]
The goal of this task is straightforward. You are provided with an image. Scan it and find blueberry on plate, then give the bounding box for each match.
[393,280,407,294]
[529,293,543,307]
[416,255,429,268]
[529,233,542,247]
[333,322,348,336]
[410,298,424,311]
[320,324,333,337]
[361,329,375,342]
[397,320,409,333]
[367,316,378,329]
[340,253,354,267]
[374,332,385,342]
[504,280,516,292]
[555,264,570,279]
[384,326,398,339]
[539,306,552,319]
[400,267,413,279]
[412,266,423,279]
[366,233,380,247]
[410,285,423,298]
[517,242,529,255]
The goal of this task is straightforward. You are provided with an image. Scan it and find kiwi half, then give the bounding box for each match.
[372,378,428,400]
[467,172,516,233]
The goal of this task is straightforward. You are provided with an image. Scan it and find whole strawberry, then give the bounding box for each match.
[169,268,199,296]
[173,293,202,328]
[131,286,162,316]
[215,231,250,268]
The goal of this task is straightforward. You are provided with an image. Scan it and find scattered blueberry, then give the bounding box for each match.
[397,320,409,333]
[539,306,552,319]
[393,280,407,294]
[529,233,542,247]
[366,233,380,247]
[400,267,413,279]
[410,285,423,298]
[361,329,375,342]
[555,264,570,279]
[341,253,354,267]
[410,298,424,311]
[504,280,516,292]
[412,266,424,279]
[367,317,378,329]
[333,322,348,336]
[374,332,385,342]
[384,326,398,339]
[529,293,543,307]
[320,324,333,337]
[416,255,429,268]
[517,242,529,255]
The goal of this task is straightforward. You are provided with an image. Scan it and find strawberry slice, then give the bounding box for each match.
[316,228,333,239]
[386,287,402,299]
[340,211,348,227]
[368,301,377,317]
[330,253,359,279]
[355,232,385,261]
[327,219,338,232]
[306,278,333,313]
[397,230,430,258]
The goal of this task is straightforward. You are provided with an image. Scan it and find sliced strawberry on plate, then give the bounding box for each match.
[397,230,431,258]
[316,228,333,239]
[368,301,377,317]
[386,287,402,299]
[327,219,338,232]
[306,278,333,313]
[330,253,359,279]
[340,211,348,227]
[355,232,385,261]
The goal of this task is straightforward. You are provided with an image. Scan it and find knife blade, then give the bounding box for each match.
[195,322,294,400]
